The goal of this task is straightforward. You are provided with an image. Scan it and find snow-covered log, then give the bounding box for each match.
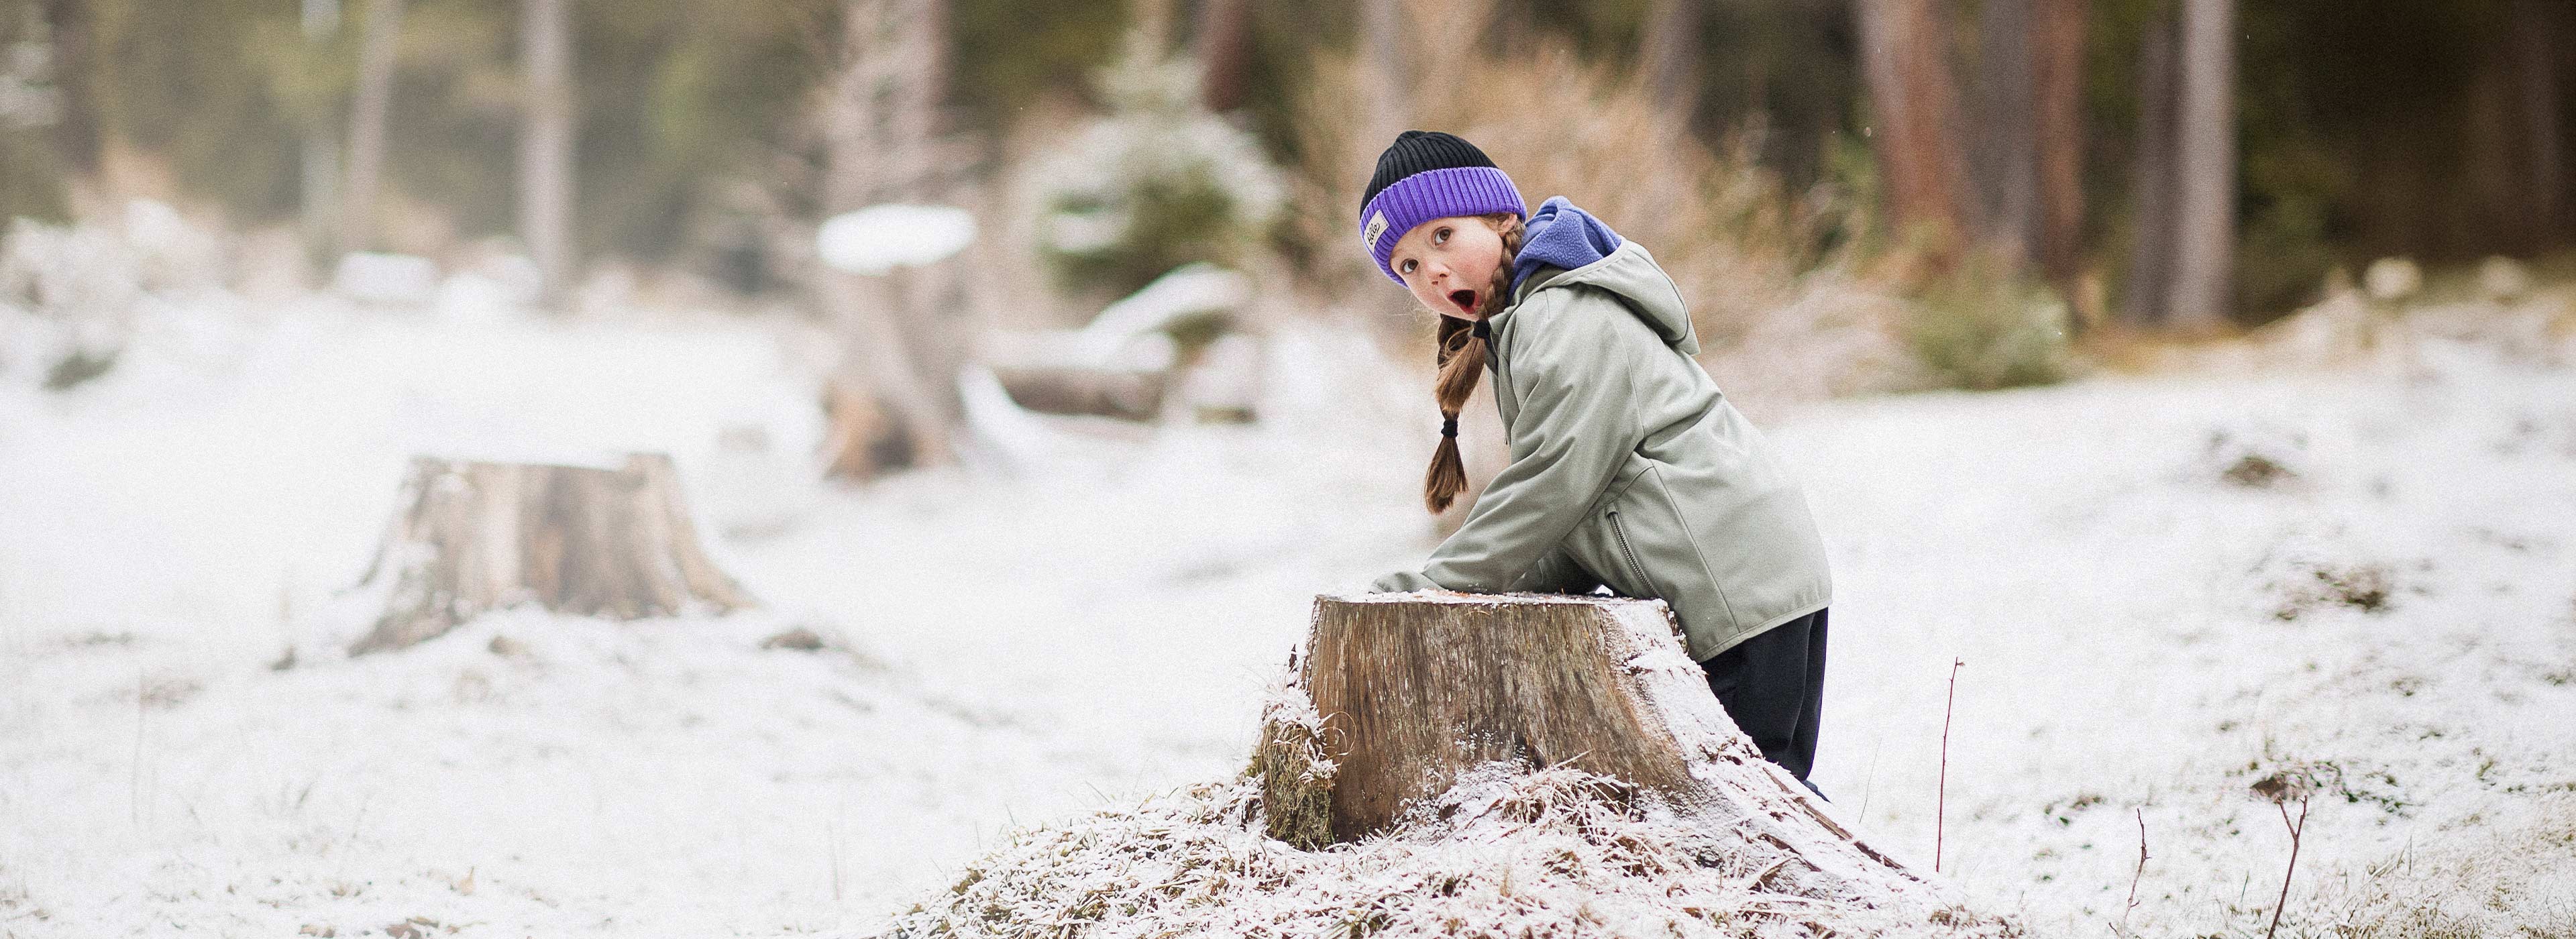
[1281,592,1944,909]
[347,453,754,654]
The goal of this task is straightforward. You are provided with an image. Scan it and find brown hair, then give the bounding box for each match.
[1423,211,1525,514]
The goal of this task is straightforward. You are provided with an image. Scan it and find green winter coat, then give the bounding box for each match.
[1370,239,1833,661]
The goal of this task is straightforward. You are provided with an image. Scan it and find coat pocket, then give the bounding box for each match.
[1605,506,1662,601]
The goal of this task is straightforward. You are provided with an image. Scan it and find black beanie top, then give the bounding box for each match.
[1360,130,1499,217]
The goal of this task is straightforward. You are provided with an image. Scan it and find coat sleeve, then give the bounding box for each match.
[1396,289,1654,592]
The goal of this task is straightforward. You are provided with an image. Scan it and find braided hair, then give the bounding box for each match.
[1423,211,1525,514]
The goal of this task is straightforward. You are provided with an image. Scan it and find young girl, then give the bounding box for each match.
[1358,130,1836,794]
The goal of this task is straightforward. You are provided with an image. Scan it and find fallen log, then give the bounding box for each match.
[347,452,755,654]
[1269,591,1942,909]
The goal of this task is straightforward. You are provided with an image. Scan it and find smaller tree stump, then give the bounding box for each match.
[1275,592,1940,909]
[347,452,755,655]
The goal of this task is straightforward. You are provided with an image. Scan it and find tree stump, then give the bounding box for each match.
[347,452,756,655]
[1275,592,1940,907]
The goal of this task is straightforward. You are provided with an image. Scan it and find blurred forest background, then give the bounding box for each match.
[1,0,2571,449]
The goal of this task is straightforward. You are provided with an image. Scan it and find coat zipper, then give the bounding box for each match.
[1608,508,1653,595]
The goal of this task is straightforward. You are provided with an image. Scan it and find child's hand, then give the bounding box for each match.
[1370,570,1440,593]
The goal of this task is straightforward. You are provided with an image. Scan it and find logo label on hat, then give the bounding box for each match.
[1360,211,1389,252]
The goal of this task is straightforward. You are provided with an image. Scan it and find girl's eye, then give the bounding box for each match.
[1399,258,1416,274]
[1432,227,1450,245]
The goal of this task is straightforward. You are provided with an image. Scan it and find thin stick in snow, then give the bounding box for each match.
[1937,657,1962,873]
[2264,798,2310,939]
[2123,807,2149,932]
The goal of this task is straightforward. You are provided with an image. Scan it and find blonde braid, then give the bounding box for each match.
[1423,213,1525,513]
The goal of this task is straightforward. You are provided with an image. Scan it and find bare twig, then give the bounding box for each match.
[2263,797,2311,939]
[2122,807,2150,932]
[1937,657,1962,873]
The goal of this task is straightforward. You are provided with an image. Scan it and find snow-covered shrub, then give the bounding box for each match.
[1903,247,2075,391]
[1022,30,1284,298]
[0,215,144,390]
[0,203,250,394]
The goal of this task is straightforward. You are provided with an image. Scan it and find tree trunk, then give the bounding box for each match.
[1639,0,1705,135]
[818,0,967,477]
[300,0,343,256]
[1360,0,1406,140]
[2166,0,2235,329]
[519,0,575,310]
[1855,0,1975,248]
[339,0,402,254]
[2510,0,2567,243]
[348,453,755,655]
[39,0,99,176]
[2122,11,2180,327]
[1271,592,1939,907]
[986,364,1168,421]
[2031,0,2086,288]
[1971,0,2038,259]
[1193,0,1253,113]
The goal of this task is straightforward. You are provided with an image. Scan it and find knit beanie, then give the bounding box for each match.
[1357,131,1527,284]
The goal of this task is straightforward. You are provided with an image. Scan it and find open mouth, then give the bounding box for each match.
[1448,289,1478,315]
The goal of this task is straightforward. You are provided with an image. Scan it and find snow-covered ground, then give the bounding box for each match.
[3,295,2573,938]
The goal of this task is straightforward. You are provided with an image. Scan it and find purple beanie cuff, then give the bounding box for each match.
[1358,166,1527,283]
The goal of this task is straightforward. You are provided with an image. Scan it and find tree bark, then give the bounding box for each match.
[2166,0,2235,329]
[1971,0,2039,259]
[340,0,403,254]
[2510,0,2567,243]
[519,0,575,310]
[1274,592,1939,907]
[1855,0,1975,247]
[2031,0,2086,287]
[1193,0,1254,113]
[348,453,755,655]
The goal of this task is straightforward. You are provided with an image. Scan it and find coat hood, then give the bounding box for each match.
[1507,231,1700,356]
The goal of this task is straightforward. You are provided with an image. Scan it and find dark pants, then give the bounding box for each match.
[1699,607,1828,798]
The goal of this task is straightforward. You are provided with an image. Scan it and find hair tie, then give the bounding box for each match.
[1471,319,1491,340]
[1440,416,1458,437]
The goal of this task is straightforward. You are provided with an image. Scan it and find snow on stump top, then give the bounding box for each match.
[1285,590,1943,911]
[347,452,755,655]
[816,204,976,276]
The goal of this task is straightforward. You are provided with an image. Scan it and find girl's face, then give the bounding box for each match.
[1389,215,1507,321]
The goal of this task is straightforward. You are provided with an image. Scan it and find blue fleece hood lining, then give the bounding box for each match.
[1509,196,1623,296]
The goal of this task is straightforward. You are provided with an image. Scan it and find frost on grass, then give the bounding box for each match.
[1245,677,1334,851]
[881,760,2003,939]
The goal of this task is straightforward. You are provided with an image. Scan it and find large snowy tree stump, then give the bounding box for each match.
[1279,592,1941,907]
[347,453,755,655]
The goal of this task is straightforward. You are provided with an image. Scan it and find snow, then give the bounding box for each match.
[331,252,441,307]
[815,205,977,276]
[881,764,1999,939]
[4,282,2575,936]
